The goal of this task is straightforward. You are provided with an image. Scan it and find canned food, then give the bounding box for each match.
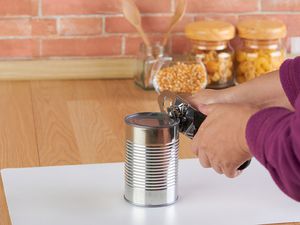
[124,112,179,207]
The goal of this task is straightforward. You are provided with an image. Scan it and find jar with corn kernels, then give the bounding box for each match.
[235,19,287,84]
[185,20,235,89]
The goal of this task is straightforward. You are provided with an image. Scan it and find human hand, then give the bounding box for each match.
[187,89,231,110]
[191,103,259,178]
[188,70,293,111]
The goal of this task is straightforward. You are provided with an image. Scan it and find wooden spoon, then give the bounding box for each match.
[121,0,150,47]
[162,0,187,46]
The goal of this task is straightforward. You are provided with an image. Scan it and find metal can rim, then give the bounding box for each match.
[125,112,179,129]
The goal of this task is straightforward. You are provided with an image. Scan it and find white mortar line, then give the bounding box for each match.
[38,0,43,17]
[0,36,33,40]
[56,17,61,35]
[38,39,42,57]
[257,0,262,12]
[171,0,175,13]
[121,36,126,55]
[1,11,299,21]
[102,16,106,34]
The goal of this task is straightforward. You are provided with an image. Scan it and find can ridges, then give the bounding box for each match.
[124,112,179,206]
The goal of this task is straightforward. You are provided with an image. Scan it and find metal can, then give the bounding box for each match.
[124,112,179,207]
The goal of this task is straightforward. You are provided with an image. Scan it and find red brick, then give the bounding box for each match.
[283,15,300,36]
[59,18,102,36]
[142,15,194,33]
[0,39,39,58]
[42,0,120,15]
[0,19,31,36]
[262,0,300,11]
[32,19,57,36]
[106,15,194,33]
[195,15,238,25]
[105,16,136,33]
[31,0,38,15]
[125,36,142,55]
[171,34,191,54]
[43,0,171,15]
[41,37,122,57]
[187,0,258,13]
[0,0,38,16]
[135,0,171,13]
[125,34,168,55]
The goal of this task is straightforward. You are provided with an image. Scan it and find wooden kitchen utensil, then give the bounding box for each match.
[162,0,187,46]
[121,0,150,47]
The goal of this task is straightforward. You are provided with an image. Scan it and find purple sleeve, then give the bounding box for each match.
[279,57,300,107]
[246,57,300,202]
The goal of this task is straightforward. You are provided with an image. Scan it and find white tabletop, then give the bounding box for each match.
[1,159,300,225]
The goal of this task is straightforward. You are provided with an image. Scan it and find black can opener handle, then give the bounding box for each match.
[157,91,251,171]
[192,110,251,171]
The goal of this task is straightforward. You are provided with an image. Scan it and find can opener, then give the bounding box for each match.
[158,90,251,171]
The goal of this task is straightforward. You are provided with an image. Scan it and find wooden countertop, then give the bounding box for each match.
[0,79,194,224]
[0,79,298,225]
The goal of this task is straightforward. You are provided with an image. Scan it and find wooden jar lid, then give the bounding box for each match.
[185,20,235,41]
[237,18,287,40]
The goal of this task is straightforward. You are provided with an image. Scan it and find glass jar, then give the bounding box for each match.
[135,43,165,90]
[153,60,207,94]
[235,19,287,84]
[185,20,235,89]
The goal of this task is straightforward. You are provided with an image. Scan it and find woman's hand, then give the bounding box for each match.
[188,89,232,109]
[191,103,259,178]
[188,70,293,111]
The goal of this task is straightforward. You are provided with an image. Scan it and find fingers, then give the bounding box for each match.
[210,162,223,175]
[191,143,199,156]
[194,148,241,177]
[196,103,218,116]
[195,153,242,178]
[197,150,211,168]
[211,162,241,177]
[191,144,211,168]
[222,164,241,178]
[186,94,203,108]
[196,104,208,114]
[197,154,225,175]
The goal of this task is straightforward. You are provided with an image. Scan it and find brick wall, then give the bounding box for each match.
[0,0,300,59]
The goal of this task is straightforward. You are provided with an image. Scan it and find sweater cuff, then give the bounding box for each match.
[246,107,292,166]
[280,57,300,107]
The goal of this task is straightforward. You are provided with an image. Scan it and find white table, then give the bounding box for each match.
[1,159,300,225]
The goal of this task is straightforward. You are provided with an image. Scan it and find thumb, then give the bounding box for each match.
[197,104,214,115]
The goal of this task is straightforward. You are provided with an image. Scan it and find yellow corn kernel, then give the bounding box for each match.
[156,62,207,93]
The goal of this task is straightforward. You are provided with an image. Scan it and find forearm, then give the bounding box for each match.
[225,71,293,110]
[245,57,300,201]
[189,69,292,110]
[246,103,300,201]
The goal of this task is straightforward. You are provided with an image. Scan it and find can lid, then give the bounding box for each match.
[125,112,179,128]
[237,18,287,40]
[185,20,235,41]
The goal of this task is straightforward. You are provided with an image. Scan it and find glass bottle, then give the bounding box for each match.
[235,19,287,84]
[135,43,165,90]
[185,20,235,89]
